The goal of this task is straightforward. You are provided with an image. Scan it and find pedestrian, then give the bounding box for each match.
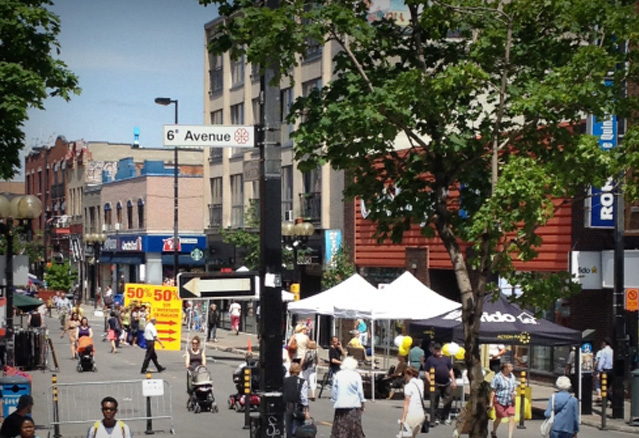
[489,362,517,438]
[107,311,121,353]
[0,395,34,438]
[355,319,368,346]
[283,362,310,438]
[423,342,456,424]
[186,336,206,371]
[103,285,114,310]
[86,396,132,438]
[594,338,613,404]
[330,356,365,438]
[17,417,39,438]
[302,340,318,401]
[129,305,139,347]
[289,324,310,364]
[76,317,93,340]
[564,346,577,394]
[408,339,425,371]
[544,376,579,438]
[386,354,408,400]
[28,310,42,328]
[207,303,219,342]
[71,300,84,318]
[229,300,241,335]
[140,316,166,374]
[329,336,346,381]
[61,312,80,359]
[399,366,425,438]
[489,344,507,373]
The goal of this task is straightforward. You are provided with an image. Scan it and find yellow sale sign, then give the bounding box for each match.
[124,283,182,351]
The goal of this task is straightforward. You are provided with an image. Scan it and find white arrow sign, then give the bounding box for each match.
[183,277,253,298]
[162,124,255,148]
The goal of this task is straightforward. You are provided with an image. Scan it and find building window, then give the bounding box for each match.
[104,203,112,226]
[231,54,245,87]
[303,4,322,60]
[250,62,260,82]
[281,87,294,147]
[282,165,293,221]
[230,103,245,156]
[116,201,123,226]
[252,98,262,125]
[210,110,224,163]
[137,198,145,228]
[38,171,42,193]
[209,177,223,228]
[127,200,133,229]
[209,53,223,95]
[230,174,244,228]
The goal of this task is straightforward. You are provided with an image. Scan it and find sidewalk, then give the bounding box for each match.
[84,304,639,434]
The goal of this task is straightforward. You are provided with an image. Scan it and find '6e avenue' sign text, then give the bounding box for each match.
[162,124,255,148]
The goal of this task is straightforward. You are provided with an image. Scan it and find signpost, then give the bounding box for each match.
[177,272,257,300]
[123,283,182,351]
[162,125,255,148]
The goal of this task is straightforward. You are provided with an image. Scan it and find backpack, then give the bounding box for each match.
[91,420,126,438]
[288,335,298,359]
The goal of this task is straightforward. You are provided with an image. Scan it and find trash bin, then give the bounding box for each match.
[581,372,593,415]
[0,375,31,417]
[630,369,639,425]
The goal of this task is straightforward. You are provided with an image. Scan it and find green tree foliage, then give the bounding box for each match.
[0,0,80,178]
[322,244,356,290]
[204,0,639,435]
[44,260,77,292]
[221,202,261,270]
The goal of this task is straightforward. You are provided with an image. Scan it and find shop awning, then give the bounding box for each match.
[99,253,145,265]
[161,254,205,266]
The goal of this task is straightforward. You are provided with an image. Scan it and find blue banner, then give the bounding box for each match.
[324,229,343,266]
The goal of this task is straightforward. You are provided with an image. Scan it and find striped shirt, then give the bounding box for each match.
[491,372,517,407]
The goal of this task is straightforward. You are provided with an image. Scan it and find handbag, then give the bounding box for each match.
[294,418,317,438]
[413,381,430,433]
[540,394,555,437]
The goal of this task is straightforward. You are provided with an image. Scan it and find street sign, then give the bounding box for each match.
[178,272,257,300]
[123,283,182,351]
[162,124,255,148]
[626,288,639,311]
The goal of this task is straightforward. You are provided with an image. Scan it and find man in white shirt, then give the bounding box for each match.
[140,316,165,374]
[86,396,132,438]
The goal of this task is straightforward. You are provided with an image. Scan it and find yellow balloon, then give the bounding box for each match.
[399,346,409,356]
[455,347,466,360]
[442,343,451,356]
[402,336,413,348]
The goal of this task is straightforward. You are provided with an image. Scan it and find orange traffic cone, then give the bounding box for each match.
[247,338,252,353]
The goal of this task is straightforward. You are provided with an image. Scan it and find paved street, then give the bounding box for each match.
[23,307,638,437]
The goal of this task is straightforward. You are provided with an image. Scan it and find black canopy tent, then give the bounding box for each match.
[412,294,581,346]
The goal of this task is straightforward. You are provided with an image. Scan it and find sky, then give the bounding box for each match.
[22,0,218,167]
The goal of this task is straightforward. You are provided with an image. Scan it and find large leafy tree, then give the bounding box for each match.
[204,0,639,435]
[0,0,80,179]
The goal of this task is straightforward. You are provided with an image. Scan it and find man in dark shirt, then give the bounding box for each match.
[424,342,457,425]
[328,336,345,378]
[0,395,34,438]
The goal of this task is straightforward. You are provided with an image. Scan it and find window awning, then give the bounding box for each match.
[161,254,205,267]
[99,253,145,265]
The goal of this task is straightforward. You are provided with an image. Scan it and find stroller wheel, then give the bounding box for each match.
[227,398,234,410]
[93,365,98,372]
[234,401,242,412]
[212,403,219,413]
[194,403,201,414]
[77,363,83,373]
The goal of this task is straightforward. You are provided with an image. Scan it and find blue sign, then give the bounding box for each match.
[592,114,618,151]
[581,342,592,354]
[324,229,343,266]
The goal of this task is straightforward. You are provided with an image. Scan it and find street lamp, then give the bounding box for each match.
[0,194,43,366]
[84,233,107,308]
[281,219,315,300]
[155,97,179,283]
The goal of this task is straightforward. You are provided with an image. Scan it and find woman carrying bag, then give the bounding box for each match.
[543,376,579,438]
[399,367,427,438]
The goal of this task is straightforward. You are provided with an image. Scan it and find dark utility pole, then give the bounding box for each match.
[612,179,626,419]
[258,0,284,432]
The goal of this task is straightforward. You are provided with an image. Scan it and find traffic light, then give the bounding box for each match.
[291,283,300,301]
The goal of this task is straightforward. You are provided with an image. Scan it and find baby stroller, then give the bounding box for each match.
[228,364,261,412]
[76,337,97,372]
[187,366,218,413]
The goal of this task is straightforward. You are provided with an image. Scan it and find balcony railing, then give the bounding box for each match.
[208,204,222,229]
[299,192,321,225]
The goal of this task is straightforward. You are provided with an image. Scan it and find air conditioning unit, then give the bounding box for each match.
[284,210,294,221]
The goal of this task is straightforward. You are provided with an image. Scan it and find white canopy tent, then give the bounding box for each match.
[333,271,461,400]
[287,273,378,315]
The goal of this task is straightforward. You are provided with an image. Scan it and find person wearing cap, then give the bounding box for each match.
[423,342,456,425]
[0,394,34,438]
[140,315,166,374]
[544,376,579,438]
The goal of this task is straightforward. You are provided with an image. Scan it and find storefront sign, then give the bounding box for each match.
[570,251,602,290]
[602,250,639,288]
[124,283,182,351]
[324,229,342,267]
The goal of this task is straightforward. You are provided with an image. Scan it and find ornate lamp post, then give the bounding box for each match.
[0,195,43,365]
[281,219,315,300]
[84,233,107,308]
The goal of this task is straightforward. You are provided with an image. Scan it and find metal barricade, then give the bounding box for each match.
[47,376,174,437]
